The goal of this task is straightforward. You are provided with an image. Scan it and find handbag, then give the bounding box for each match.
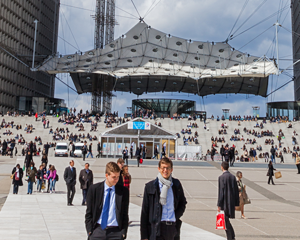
[275,171,282,179]
[139,158,143,164]
[216,211,226,230]
[243,192,251,204]
[10,173,14,179]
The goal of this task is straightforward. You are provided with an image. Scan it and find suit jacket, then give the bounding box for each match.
[85,181,129,238]
[79,169,93,189]
[140,177,187,240]
[64,166,76,186]
[123,149,128,158]
[217,171,239,218]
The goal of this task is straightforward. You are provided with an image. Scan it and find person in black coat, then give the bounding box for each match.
[122,146,129,165]
[82,142,87,161]
[229,146,235,166]
[96,141,101,158]
[217,161,239,240]
[130,145,133,159]
[220,145,225,161]
[79,163,93,205]
[224,147,230,163]
[85,162,129,239]
[136,147,141,167]
[64,160,77,206]
[41,154,48,168]
[267,161,276,185]
[140,157,187,240]
[12,164,23,194]
[2,140,7,155]
[24,151,32,173]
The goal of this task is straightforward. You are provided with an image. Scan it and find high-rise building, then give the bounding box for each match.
[291,0,300,100]
[0,0,60,112]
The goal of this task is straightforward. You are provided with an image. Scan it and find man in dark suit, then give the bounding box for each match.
[229,146,235,166]
[64,160,77,206]
[217,161,239,240]
[122,146,129,165]
[141,157,187,240]
[224,147,230,163]
[85,162,129,240]
[82,141,87,161]
[79,163,94,205]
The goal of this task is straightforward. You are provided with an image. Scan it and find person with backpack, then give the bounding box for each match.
[47,165,57,194]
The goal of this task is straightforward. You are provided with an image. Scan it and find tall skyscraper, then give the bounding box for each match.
[291,0,300,100]
[0,0,60,112]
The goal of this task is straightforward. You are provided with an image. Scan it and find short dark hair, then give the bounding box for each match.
[85,163,90,167]
[221,161,229,170]
[159,157,173,169]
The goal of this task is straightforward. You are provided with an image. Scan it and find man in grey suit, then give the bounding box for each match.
[64,160,77,206]
[217,161,239,240]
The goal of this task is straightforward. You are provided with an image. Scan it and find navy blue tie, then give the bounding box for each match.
[101,188,112,230]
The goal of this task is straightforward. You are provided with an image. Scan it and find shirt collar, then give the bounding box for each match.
[104,181,115,191]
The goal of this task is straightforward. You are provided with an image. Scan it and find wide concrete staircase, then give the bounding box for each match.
[1,115,298,163]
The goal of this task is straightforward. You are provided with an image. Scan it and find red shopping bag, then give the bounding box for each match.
[139,158,143,164]
[216,211,226,230]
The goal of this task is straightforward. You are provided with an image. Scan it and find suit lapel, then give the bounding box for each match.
[98,181,105,211]
[115,184,123,211]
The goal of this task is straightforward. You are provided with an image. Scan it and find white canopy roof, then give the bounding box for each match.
[38,22,278,79]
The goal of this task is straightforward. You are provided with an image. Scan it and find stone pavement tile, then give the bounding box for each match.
[0,230,19,239]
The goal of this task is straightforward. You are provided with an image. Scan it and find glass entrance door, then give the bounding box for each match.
[139,141,154,159]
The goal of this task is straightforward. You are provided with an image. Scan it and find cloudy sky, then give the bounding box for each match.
[55,0,294,117]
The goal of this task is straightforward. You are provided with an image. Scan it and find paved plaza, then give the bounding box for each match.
[0,156,300,239]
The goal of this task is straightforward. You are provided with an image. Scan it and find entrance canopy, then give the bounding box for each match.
[38,22,278,97]
[101,118,177,159]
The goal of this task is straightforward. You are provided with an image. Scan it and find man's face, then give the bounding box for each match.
[85,164,89,170]
[105,172,120,187]
[118,162,124,170]
[158,163,173,179]
[70,161,74,167]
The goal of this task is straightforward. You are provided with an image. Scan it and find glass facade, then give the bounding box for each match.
[132,99,195,117]
[267,101,300,120]
[101,136,176,159]
[16,97,66,115]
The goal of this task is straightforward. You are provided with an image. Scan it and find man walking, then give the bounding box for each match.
[141,157,187,240]
[96,141,102,158]
[270,145,276,164]
[82,141,87,161]
[229,146,235,166]
[70,142,75,157]
[224,146,230,163]
[130,145,133,159]
[64,160,77,206]
[123,146,129,165]
[217,161,239,240]
[85,162,129,239]
[86,143,93,158]
[79,163,93,205]
[220,145,225,161]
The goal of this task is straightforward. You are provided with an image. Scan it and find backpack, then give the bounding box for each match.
[55,174,59,181]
